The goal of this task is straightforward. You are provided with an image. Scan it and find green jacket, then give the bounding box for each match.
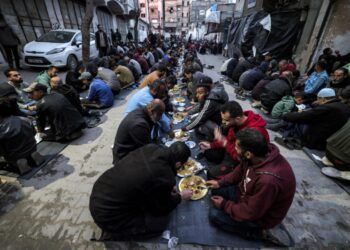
[271,96,295,118]
[35,70,51,90]
[327,119,350,163]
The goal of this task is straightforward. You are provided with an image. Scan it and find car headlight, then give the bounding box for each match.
[46,48,65,55]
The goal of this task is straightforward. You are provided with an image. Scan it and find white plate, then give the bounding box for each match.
[185,141,196,149]
[177,107,185,112]
[177,158,205,178]
[178,103,186,107]
[173,129,190,141]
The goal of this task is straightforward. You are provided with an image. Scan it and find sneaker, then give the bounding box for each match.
[16,158,32,175]
[251,101,262,108]
[263,225,293,247]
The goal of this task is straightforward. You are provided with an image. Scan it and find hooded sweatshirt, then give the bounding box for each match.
[211,111,269,161]
[183,83,228,131]
[218,144,296,229]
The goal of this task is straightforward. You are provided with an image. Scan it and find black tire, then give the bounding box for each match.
[67,55,78,71]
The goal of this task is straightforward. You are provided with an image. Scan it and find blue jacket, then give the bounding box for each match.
[124,86,171,133]
[304,70,329,95]
[87,78,114,107]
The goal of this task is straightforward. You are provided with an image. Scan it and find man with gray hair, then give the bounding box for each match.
[112,99,166,164]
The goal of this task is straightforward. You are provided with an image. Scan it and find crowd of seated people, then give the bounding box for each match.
[222,47,350,169]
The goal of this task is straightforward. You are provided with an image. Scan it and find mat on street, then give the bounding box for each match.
[302,147,350,194]
[0,141,68,179]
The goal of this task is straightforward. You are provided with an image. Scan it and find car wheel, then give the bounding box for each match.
[67,55,78,71]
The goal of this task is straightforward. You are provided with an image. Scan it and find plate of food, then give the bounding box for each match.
[174,97,185,103]
[173,112,186,123]
[177,158,205,177]
[174,129,189,141]
[169,88,180,95]
[185,141,196,149]
[178,175,208,200]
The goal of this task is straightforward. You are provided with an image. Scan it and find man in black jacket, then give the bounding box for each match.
[112,99,165,164]
[260,71,293,112]
[24,83,86,141]
[282,88,350,150]
[182,77,228,140]
[90,142,193,240]
[95,25,109,57]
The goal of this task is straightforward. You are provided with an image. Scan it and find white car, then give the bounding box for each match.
[23,29,99,70]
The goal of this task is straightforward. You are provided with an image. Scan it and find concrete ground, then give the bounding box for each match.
[1,54,350,249]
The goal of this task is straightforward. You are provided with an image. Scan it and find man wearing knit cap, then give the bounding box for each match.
[282,88,350,150]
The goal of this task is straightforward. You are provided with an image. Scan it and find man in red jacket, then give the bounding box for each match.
[207,129,296,246]
[199,101,269,178]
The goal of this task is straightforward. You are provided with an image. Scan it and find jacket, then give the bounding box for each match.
[0,25,20,46]
[239,63,269,91]
[271,96,295,118]
[135,54,149,74]
[0,116,36,162]
[95,30,108,49]
[183,85,228,131]
[87,78,114,108]
[113,108,154,163]
[304,70,329,95]
[113,65,135,87]
[283,99,350,150]
[231,58,254,82]
[35,71,51,90]
[98,67,120,92]
[260,77,293,112]
[218,144,296,229]
[36,92,85,138]
[326,119,350,164]
[52,84,84,115]
[90,144,181,233]
[211,111,270,161]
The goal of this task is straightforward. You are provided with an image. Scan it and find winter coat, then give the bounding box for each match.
[90,144,180,233]
[271,96,295,119]
[326,119,350,165]
[183,85,228,131]
[113,108,154,163]
[260,77,293,112]
[226,58,239,79]
[95,30,108,48]
[211,111,270,161]
[239,67,266,91]
[218,144,296,229]
[35,71,51,90]
[52,84,84,115]
[98,67,121,92]
[0,116,36,162]
[231,58,254,82]
[36,92,85,138]
[0,25,20,46]
[283,99,350,150]
[114,65,135,87]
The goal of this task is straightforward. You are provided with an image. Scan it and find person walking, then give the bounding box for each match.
[0,17,21,69]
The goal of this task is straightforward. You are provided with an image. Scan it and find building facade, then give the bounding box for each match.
[175,0,190,37]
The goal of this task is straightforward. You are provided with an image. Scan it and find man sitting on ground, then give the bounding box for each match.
[35,66,58,90]
[181,77,228,140]
[97,66,121,95]
[207,129,296,246]
[24,83,85,142]
[0,87,44,174]
[50,76,85,115]
[139,64,167,89]
[281,88,350,150]
[90,142,193,241]
[113,99,165,164]
[329,68,350,95]
[199,101,269,178]
[304,60,329,99]
[79,72,114,109]
[112,63,135,88]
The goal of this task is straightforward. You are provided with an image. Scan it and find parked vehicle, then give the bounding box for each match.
[23,29,98,70]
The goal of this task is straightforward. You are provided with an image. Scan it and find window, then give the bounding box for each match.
[140,3,145,7]
[141,13,146,17]
[151,8,155,13]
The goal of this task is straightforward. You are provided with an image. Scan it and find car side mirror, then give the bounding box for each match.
[73,41,82,47]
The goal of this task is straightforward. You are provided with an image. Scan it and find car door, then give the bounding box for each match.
[72,33,83,61]
[90,33,98,59]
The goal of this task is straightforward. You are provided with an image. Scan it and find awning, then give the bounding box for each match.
[107,0,125,15]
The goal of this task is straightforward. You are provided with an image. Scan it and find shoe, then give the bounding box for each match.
[31,151,45,166]
[251,101,262,108]
[16,158,32,175]
[321,156,334,166]
[263,225,293,247]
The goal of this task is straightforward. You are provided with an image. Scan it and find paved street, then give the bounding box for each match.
[1,54,350,249]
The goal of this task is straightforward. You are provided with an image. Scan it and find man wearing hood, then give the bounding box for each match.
[199,101,269,178]
[181,77,228,139]
[260,71,294,112]
[239,62,269,91]
[206,129,296,246]
[90,142,193,241]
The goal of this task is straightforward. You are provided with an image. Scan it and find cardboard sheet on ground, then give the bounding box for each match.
[303,147,350,194]
[0,141,68,179]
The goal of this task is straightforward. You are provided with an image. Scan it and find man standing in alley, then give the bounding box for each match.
[95,24,109,57]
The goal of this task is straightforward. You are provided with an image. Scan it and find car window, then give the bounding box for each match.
[36,31,76,43]
[74,33,82,43]
[90,34,95,41]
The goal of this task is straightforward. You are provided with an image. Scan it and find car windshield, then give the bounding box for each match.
[36,31,75,43]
